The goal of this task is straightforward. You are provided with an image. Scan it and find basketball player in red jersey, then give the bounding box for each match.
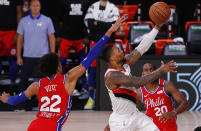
[0,16,126,131]
[137,63,189,131]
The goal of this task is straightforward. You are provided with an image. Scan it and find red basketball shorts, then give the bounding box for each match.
[28,118,60,131]
[59,38,84,58]
[0,30,16,56]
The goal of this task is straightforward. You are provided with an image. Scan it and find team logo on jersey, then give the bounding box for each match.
[0,0,10,6]
[145,97,164,109]
[37,22,42,27]
[10,49,16,55]
[157,90,163,94]
[44,84,57,92]
[69,4,83,15]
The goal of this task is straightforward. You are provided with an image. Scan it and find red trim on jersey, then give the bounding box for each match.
[112,88,137,98]
[105,71,113,80]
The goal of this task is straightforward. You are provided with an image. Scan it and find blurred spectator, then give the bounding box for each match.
[0,0,23,91]
[84,0,119,109]
[58,0,94,95]
[17,0,55,92]
[22,0,29,17]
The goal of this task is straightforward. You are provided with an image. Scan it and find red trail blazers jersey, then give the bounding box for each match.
[37,74,72,127]
[140,79,177,131]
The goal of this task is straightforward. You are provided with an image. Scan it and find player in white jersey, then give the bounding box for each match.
[102,23,177,131]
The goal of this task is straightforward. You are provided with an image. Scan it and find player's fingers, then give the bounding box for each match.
[2,92,6,95]
[170,70,177,73]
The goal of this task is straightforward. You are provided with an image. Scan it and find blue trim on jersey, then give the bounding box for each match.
[38,79,41,88]
[144,85,159,94]
[140,87,144,105]
[56,96,72,131]
[63,74,66,84]
[46,74,58,81]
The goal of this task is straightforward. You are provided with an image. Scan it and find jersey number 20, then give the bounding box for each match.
[40,95,61,113]
[154,106,168,116]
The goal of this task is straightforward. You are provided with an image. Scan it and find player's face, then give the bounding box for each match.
[112,46,125,62]
[142,63,154,76]
[30,1,41,15]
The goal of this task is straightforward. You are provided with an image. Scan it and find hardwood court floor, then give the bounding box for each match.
[0,111,200,131]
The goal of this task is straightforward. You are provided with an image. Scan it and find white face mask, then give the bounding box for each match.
[23,7,29,12]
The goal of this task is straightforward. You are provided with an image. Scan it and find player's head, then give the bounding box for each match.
[142,63,158,84]
[142,63,156,76]
[30,0,41,15]
[101,45,125,64]
[39,53,62,77]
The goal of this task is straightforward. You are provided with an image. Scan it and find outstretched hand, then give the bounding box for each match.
[0,92,10,103]
[108,15,127,33]
[161,60,178,73]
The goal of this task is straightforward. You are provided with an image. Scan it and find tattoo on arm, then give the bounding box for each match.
[108,67,164,88]
[125,49,141,65]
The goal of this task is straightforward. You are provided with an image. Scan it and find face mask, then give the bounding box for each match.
[23,7,29,12]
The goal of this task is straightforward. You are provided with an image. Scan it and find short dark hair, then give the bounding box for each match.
[194,126,201,131]
[39,53,59,77]
[101,45,114,63]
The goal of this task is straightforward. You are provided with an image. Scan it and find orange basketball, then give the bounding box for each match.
[149,2,171,25]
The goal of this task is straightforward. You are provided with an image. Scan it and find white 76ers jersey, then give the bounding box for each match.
[104,63,138,115]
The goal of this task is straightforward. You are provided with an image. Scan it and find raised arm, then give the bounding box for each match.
[106,60,177,90]
[0,82,39,106]
[125,25,161,65]
[65,16,126,96]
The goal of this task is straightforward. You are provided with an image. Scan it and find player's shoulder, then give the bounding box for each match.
[164,80,174,87]
[105,69,122,79]
[164,80,177,93]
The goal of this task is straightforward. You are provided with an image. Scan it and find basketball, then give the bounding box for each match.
[149,2,171,25]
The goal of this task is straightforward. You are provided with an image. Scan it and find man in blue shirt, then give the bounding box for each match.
[17,0,55,94]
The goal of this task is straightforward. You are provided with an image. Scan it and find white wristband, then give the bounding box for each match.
[135,27,159,55]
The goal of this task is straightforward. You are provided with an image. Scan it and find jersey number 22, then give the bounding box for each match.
[40,95,61,113]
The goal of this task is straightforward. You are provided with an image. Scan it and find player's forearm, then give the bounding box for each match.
[7,91,29,106]
[131,67,163,87]
[49,34,56,53]
[173,101,189,115]
[17,36,23,58]
[135,26,160,55]
[81,35,109,69]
